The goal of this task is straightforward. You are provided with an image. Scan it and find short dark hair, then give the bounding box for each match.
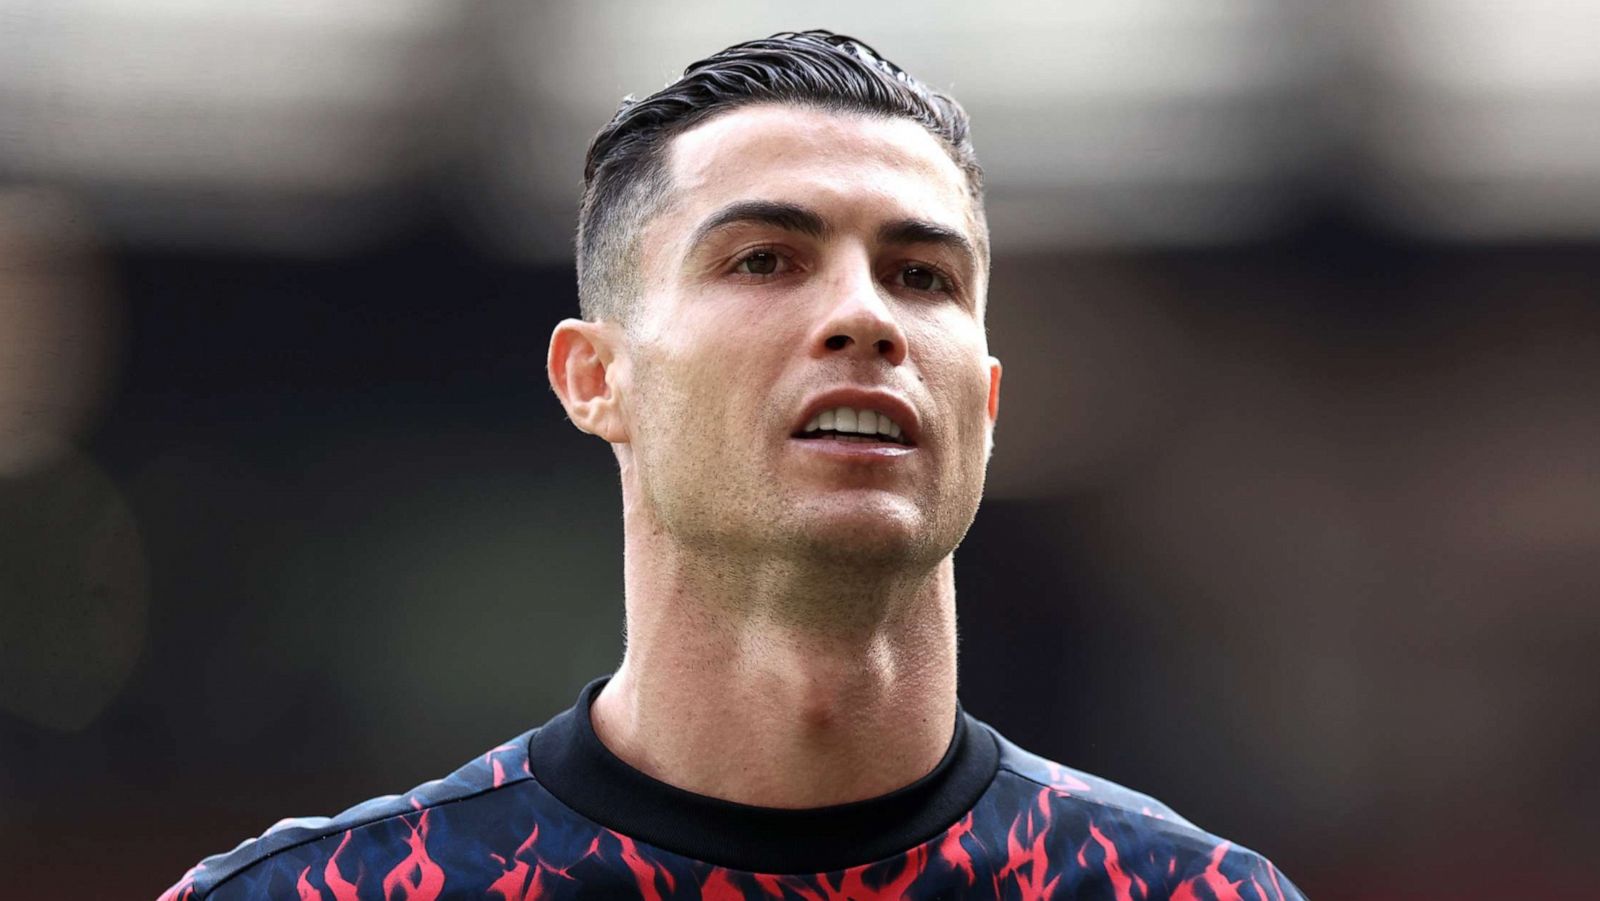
[575,30,985,323]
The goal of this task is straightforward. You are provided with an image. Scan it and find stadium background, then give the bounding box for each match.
[3,2,1598,898]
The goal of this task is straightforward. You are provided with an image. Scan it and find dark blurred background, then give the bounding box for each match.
[3,3,1598,899]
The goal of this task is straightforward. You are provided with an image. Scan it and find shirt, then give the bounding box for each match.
[160,677,1307,900]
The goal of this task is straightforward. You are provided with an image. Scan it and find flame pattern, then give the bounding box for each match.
[159,729,1305,900]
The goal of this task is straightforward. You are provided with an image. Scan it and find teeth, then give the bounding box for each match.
[800,406,909,442]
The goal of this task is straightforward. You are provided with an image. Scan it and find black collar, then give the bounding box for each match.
[527,676,999,874]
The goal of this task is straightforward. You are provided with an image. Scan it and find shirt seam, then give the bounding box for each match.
[997,764,1197,829]
[199,772,536,899]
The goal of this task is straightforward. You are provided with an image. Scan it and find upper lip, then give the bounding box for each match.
[792,387,922,446]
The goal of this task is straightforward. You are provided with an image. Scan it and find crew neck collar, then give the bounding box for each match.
[527,675,999,874]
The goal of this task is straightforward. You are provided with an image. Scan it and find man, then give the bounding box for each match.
[162,31,1307,900]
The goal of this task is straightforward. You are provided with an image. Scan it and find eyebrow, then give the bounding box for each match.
[877,218,979,270]
[688,200,831,249]
[686,199,979,272]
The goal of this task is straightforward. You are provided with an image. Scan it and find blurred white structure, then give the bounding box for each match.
[1358,0,1600,239]
[0,0,473,251]
[2,0,1598,255]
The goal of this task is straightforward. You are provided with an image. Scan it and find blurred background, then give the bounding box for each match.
[3,1,1598,898]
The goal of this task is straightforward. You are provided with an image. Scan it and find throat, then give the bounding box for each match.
[596,620,957,808]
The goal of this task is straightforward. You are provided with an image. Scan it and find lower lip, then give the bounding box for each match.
[788,437,917,459]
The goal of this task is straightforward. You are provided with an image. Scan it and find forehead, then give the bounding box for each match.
[660,104,980,246]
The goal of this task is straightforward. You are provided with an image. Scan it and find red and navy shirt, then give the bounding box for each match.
[160,678,1307,899]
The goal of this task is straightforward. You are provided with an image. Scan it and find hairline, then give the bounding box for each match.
[591,99,989,328]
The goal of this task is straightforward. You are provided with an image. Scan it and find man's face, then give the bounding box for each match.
[616,103,1001,569]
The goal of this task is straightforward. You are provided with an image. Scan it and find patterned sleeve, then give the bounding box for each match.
[1175,839,1309,901]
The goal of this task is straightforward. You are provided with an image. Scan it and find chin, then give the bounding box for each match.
[783,501,943,570]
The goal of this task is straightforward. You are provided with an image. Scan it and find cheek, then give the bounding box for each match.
[634,319,780,441]
[675,304,797,386]
[912,319,991,405]
[913,339,994,472]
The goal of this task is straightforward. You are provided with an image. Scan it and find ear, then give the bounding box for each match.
[984,355,1002,458]
[985,355,1002,424]
[548,318,629,443]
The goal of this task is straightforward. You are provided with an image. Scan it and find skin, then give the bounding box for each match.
[548,103,1002,809]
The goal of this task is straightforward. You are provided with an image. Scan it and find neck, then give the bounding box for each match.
[591,502,960,809]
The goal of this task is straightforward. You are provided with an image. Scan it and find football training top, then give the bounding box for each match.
[160,677,1308,900]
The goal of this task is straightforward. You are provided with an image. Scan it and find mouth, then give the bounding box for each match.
[792,405,915,447]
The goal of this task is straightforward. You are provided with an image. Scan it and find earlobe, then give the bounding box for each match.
[548,319,629,443]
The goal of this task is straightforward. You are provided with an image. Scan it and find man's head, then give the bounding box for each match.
[550,31,1000,582]
[576,30,986,324]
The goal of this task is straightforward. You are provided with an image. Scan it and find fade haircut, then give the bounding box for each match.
[575,29,985,323]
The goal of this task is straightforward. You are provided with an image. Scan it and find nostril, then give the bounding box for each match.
[825,335,851,351]
[874,338,894,355]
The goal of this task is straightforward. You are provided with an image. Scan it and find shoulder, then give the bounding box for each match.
[158,732,535,901]
[976,722,1310,900]
[988,724,1198,826]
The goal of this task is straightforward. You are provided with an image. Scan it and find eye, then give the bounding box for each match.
[895,265,952,294]
[733,250,784,276]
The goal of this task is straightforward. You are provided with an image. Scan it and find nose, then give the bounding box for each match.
[810,269,908,366]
